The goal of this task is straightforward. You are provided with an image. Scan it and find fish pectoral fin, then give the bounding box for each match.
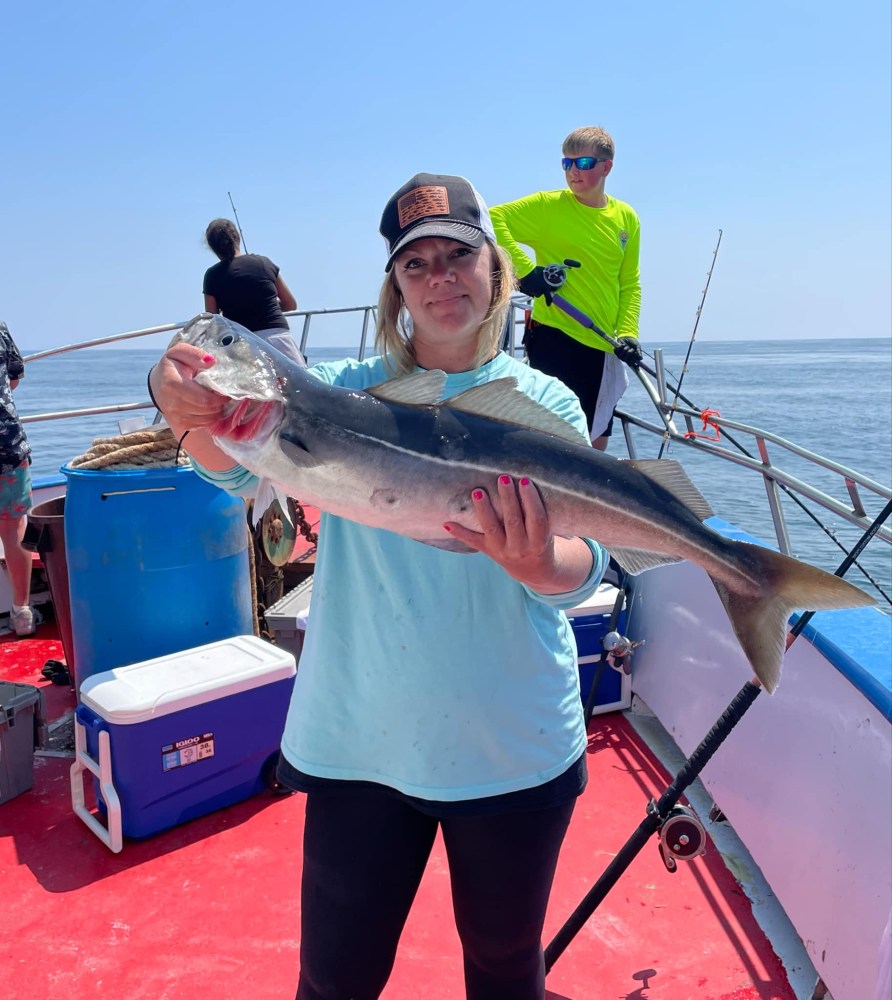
[622,459,715,520]
[606,546,682,575]
[279,433,311,459]
[366,369,447,405]
[447,380,589,446]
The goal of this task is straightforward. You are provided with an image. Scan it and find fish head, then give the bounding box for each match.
[170,313,288,447]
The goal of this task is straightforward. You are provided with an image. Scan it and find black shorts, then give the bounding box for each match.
[523,320,613,437]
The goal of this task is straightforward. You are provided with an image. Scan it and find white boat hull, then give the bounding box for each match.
[628,556,892,1000]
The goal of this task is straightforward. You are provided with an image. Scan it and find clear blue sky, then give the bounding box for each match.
[4,0,890,352]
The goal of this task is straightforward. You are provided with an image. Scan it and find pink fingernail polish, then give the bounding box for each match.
[472,489,484,501]
[499,475,511,485]
[203,354,215,363]
[443,524,452,532]
[520,477,531,487]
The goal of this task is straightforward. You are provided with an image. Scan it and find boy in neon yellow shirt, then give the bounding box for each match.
[491,126,642,449]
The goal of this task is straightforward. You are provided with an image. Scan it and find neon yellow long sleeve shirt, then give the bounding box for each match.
[490,189,641,352]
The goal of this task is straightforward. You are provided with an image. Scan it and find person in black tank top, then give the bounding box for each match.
[201,218,305,365]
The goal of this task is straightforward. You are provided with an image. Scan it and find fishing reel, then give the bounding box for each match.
[602,630,643,675]
[542,258,582,289]
[650,802,708,873]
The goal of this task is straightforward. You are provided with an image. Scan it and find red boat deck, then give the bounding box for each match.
[0,621,798,1000]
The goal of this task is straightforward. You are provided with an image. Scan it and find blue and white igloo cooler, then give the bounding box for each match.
[566,582,631,714]
[70,635,296,852]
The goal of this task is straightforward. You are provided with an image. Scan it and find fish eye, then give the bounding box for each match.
[220,334,235,346]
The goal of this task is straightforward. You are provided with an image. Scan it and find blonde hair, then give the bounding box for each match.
[563,126,615,160]
[374,241,514,376]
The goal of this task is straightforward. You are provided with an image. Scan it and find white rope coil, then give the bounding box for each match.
[68,425,192,471]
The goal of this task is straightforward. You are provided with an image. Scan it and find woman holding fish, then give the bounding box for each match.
[150,173,611,999]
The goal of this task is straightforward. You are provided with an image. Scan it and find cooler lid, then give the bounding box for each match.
[567,582,622,618]
[78,635,296,724]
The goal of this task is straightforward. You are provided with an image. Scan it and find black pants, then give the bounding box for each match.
[295,787,576,1000]
[524,320,612,437]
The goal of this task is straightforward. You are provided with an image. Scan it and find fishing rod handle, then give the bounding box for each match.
[551,293,618,347]
[654,680,761,815]
[544,679,762,973]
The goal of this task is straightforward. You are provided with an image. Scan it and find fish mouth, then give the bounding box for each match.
[212,398,283,443]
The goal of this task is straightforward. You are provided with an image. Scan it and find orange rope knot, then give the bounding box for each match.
[684,408,722,442]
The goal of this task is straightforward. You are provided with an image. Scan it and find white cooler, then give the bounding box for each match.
[71,635,296,852]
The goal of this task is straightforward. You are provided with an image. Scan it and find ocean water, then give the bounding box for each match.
[14,337,891,604]
[614,338,892,606]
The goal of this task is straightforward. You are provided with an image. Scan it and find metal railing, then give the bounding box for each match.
[290,305,378,363]
[21,306,379,430]
[502,298,891,557]
[611,346,892,554]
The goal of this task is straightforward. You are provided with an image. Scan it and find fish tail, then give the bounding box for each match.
[709,543,875,694]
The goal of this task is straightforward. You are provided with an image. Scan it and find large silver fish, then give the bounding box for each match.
[171,314,874,693]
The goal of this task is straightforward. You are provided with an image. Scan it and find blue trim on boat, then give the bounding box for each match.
[32,473,67,491]
[707,516,892,723]
[792,607,892,722]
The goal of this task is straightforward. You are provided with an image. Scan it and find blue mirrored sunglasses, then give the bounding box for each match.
[561,156,605,171]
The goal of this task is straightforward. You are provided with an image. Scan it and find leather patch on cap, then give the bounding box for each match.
[397,186,449,227]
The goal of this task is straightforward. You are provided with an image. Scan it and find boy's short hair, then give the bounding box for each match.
[562,127,615,160]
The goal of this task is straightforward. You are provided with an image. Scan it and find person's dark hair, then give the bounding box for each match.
[205,218,241,261]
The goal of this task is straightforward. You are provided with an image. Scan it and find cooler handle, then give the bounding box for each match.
[70,717,123,853]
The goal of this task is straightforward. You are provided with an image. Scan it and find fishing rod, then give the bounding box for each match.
[543,497,892,974]
[543,259,709,399]
[542,264,890,602]
[657,229,723,459]
[540,261,660,389]
[227,191,249,252]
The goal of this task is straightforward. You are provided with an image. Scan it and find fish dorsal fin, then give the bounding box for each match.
[623,459,715,520]
[605,546,682,576]
[447,379,589,446]
[366,369,447,405]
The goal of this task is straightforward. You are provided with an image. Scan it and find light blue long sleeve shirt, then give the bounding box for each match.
[195,352,607,800]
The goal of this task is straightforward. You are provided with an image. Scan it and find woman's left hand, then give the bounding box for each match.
[444,475,593,595]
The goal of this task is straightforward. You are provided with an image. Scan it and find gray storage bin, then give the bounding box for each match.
[265,577,313,665]
[0,682,45,804]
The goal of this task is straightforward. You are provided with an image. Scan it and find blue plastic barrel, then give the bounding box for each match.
[63,464,253,693]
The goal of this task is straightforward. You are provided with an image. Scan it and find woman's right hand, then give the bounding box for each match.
[149,343,237,471]
[150,342,225,432]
